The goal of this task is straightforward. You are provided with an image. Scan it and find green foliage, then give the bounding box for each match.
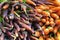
[0,16,3,22]
[0,0,7,3]
[23,0,26,3]
[27,7,31,10]
[44,10,50,12]
[47,26,51,29]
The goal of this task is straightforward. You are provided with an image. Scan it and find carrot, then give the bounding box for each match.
[50,21,55,26]
[34,31,40,37]
[26,0,36,6]
[45,21,50,25]
[39,22,43,26]
[49,18,54,22]
[34,16,41,22]
[19,34,24,39]
[14,30,18,37]
[19,0,36,11]
[42,26,46,30]
[39,36,44,40]
[14,11,20,17]
[35,5,49,10]
[53,26,58,33]
[17,21,34,33]
[48,27,53,32]
[51,7,60,12]
[3,4,9,10]
[6,31,12,37]
[51,13,59,19]
[35,9,42,13]
[55,19,60,25]
[57,11,60,16]
[56,32,60,40]
[44,28,49,35]
[30,36,38,40]
[14,23,20,31]
[42,11,50,16]
[41,19,46,23]
[46,37,55,40]
[0,33,4,40]
[1,27,6,33]
[53,0,60,6]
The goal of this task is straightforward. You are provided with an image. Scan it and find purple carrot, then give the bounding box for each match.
[3,10,8,18]
[14,22,20,31]
[0,33,4,40]
[17,21,34,33]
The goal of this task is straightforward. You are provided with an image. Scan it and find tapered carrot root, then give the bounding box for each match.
[51,7,60,12]
[56,19,60,25]
[53,0,60,6]
[19,0,36,6]
[26,0,36,6]
[56,32,60,40]
[30,36,38,40]
[51,13,59,19]
[17,21,34,33]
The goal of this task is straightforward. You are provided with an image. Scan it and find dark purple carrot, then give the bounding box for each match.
[27,36,31,40]
[19,33,24,39]
[20,28,26,31]
[6,31,12,37]
[35,24,45,36]
[24,37,26,40]
[14,16,20,21]
[43,1,53,5]
[0,33,4,40]
[0,29,2,35]
[4,16,9,22]
[20,35,24,39]
[14,30,18,37]
[22,31,27,37]
[6,23,13,28]
[21,18,30,25]
[23,31,27,40]
[3,22,13,28]
[0,23,3,27]
[21,14,28,20]
[32,0,44,5]
[33,16,41,22]
[14,22,20,31]
[17,21,34,33]
[0,23,6,33]
[6,31,16,39]
[30,36,38,40]
[35,13,43,18]
[3,10,8,18]
[4,27,13,30]
[10,21,13,26]
[32,0,53,5]
[28,14,35,17]
[1,27,6,33]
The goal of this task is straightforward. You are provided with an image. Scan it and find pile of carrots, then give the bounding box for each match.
[0,0,60,40]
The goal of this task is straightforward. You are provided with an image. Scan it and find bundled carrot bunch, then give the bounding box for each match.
[0,0,60,40]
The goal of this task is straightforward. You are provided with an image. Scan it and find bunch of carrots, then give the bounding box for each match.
[0,0,60,40]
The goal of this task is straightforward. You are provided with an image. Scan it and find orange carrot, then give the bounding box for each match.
[26,0,36,6]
